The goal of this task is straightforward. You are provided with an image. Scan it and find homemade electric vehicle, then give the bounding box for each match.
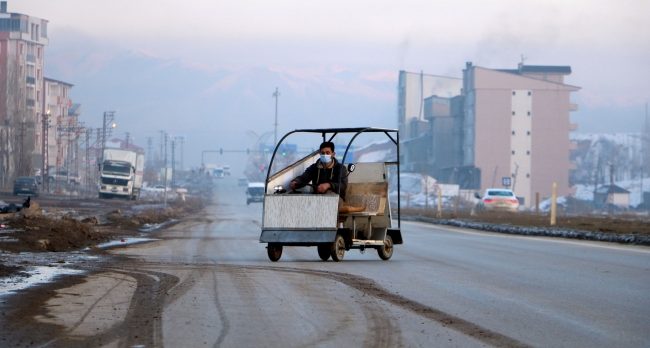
[259,127,402,262]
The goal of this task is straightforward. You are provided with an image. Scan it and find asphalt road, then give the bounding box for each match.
[2,178,649,347]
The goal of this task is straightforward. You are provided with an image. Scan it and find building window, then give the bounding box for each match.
[512,91,516,96]
[527,111,531,116]
[527,131,531,135]
[526,173,530,178]
[526,150,530,155]
[512,150,515,155]
[512,130,515,135]
[37,47,41,59]
[512,111,516,116]
[528,91,532,96]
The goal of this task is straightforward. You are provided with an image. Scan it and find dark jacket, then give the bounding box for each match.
[292,158,348,200]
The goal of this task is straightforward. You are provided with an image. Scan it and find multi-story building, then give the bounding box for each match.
[397,70,462,172]
[0,1,48,187]
[462,62,580,206]
[44,77,75,172]
[399,63,580,206]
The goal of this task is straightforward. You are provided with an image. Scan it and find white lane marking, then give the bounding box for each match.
[404,220,650,254]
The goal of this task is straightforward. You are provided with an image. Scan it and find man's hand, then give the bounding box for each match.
[317,182,331,193]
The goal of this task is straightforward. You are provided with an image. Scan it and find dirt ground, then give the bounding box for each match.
[404,208,650,235]
[0,196,205,276]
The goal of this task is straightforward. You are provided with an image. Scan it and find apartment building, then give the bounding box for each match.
[0,1,48,186]
[399,63,580,206]
[44,77,76,172]
[462,62,580,206]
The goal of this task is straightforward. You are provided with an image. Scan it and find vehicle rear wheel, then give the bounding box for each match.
[330,235,345,262]
[267,243,282,262]
[317,245,330,261]
[378,234,393,260]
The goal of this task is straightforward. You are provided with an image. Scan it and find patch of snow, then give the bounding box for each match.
[0,266,85,297]
[93,237,159,249]
[139,219,177,232]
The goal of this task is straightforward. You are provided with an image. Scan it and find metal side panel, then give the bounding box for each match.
[260,229,337,244]
[263,194,339,229]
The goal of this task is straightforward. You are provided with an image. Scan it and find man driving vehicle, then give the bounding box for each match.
[289,141,347,200]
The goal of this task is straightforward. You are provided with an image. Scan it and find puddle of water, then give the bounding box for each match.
[0,265,85,297]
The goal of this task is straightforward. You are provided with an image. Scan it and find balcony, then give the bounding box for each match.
[26,98,36,107]
[26,54,36,63]
[26,76,36,85]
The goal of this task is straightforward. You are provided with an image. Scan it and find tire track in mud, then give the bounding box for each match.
[240,265,529,348]
[68,267,179,348]
[0,264,179,348]
[211,269,230,347]
[136,260,400,348]
[141,261,526,348]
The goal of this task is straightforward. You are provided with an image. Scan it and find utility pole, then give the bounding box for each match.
[171,137,176,188]
[163,132,168,207]
[41,110,50,191]
[179,136,184,171]
[101,111,116,163]
[17,120,26,175]
[159,130,165,170]
[273,87,280,146]
[85,128,91,194]
[125,132,130,148]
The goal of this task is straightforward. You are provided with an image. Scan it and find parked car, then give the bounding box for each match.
[475,188,519,212]
[13,176,39,196]
[48,170,81,185]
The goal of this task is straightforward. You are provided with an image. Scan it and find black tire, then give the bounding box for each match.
[330,235,345,262]
[378,234,394,260]
[267,244,282,262]
[317,245,330,261]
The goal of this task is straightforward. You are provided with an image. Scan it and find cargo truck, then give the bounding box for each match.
[98,149,144,199]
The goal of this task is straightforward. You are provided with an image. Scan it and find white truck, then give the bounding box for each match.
[98,149,144,200]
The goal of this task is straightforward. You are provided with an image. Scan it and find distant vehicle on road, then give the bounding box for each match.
[475,188,520,212]
[238,177,248,187]
[98,149,144,200]
[246,182,264,205]
[13,176,39,196]
[48,170,81,185]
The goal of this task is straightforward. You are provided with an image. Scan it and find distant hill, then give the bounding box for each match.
[43,29,397,168]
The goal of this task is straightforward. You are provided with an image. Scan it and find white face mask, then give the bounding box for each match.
[320,154,332,164]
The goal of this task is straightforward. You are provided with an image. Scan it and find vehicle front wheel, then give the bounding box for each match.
[317,245,330,261]
[267,244,282,262]
[377,234,393,260]
[330,235,345,262]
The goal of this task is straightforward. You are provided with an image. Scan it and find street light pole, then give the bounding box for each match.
[273,87,280,146]
[101,111,116,164]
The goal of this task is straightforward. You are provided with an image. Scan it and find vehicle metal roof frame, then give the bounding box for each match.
[265,126,401,228]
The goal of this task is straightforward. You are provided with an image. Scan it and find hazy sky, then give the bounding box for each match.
[10,0,650,168]
[16,0,649,96]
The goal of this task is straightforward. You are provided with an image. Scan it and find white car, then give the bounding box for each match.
[476,188,520,212]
